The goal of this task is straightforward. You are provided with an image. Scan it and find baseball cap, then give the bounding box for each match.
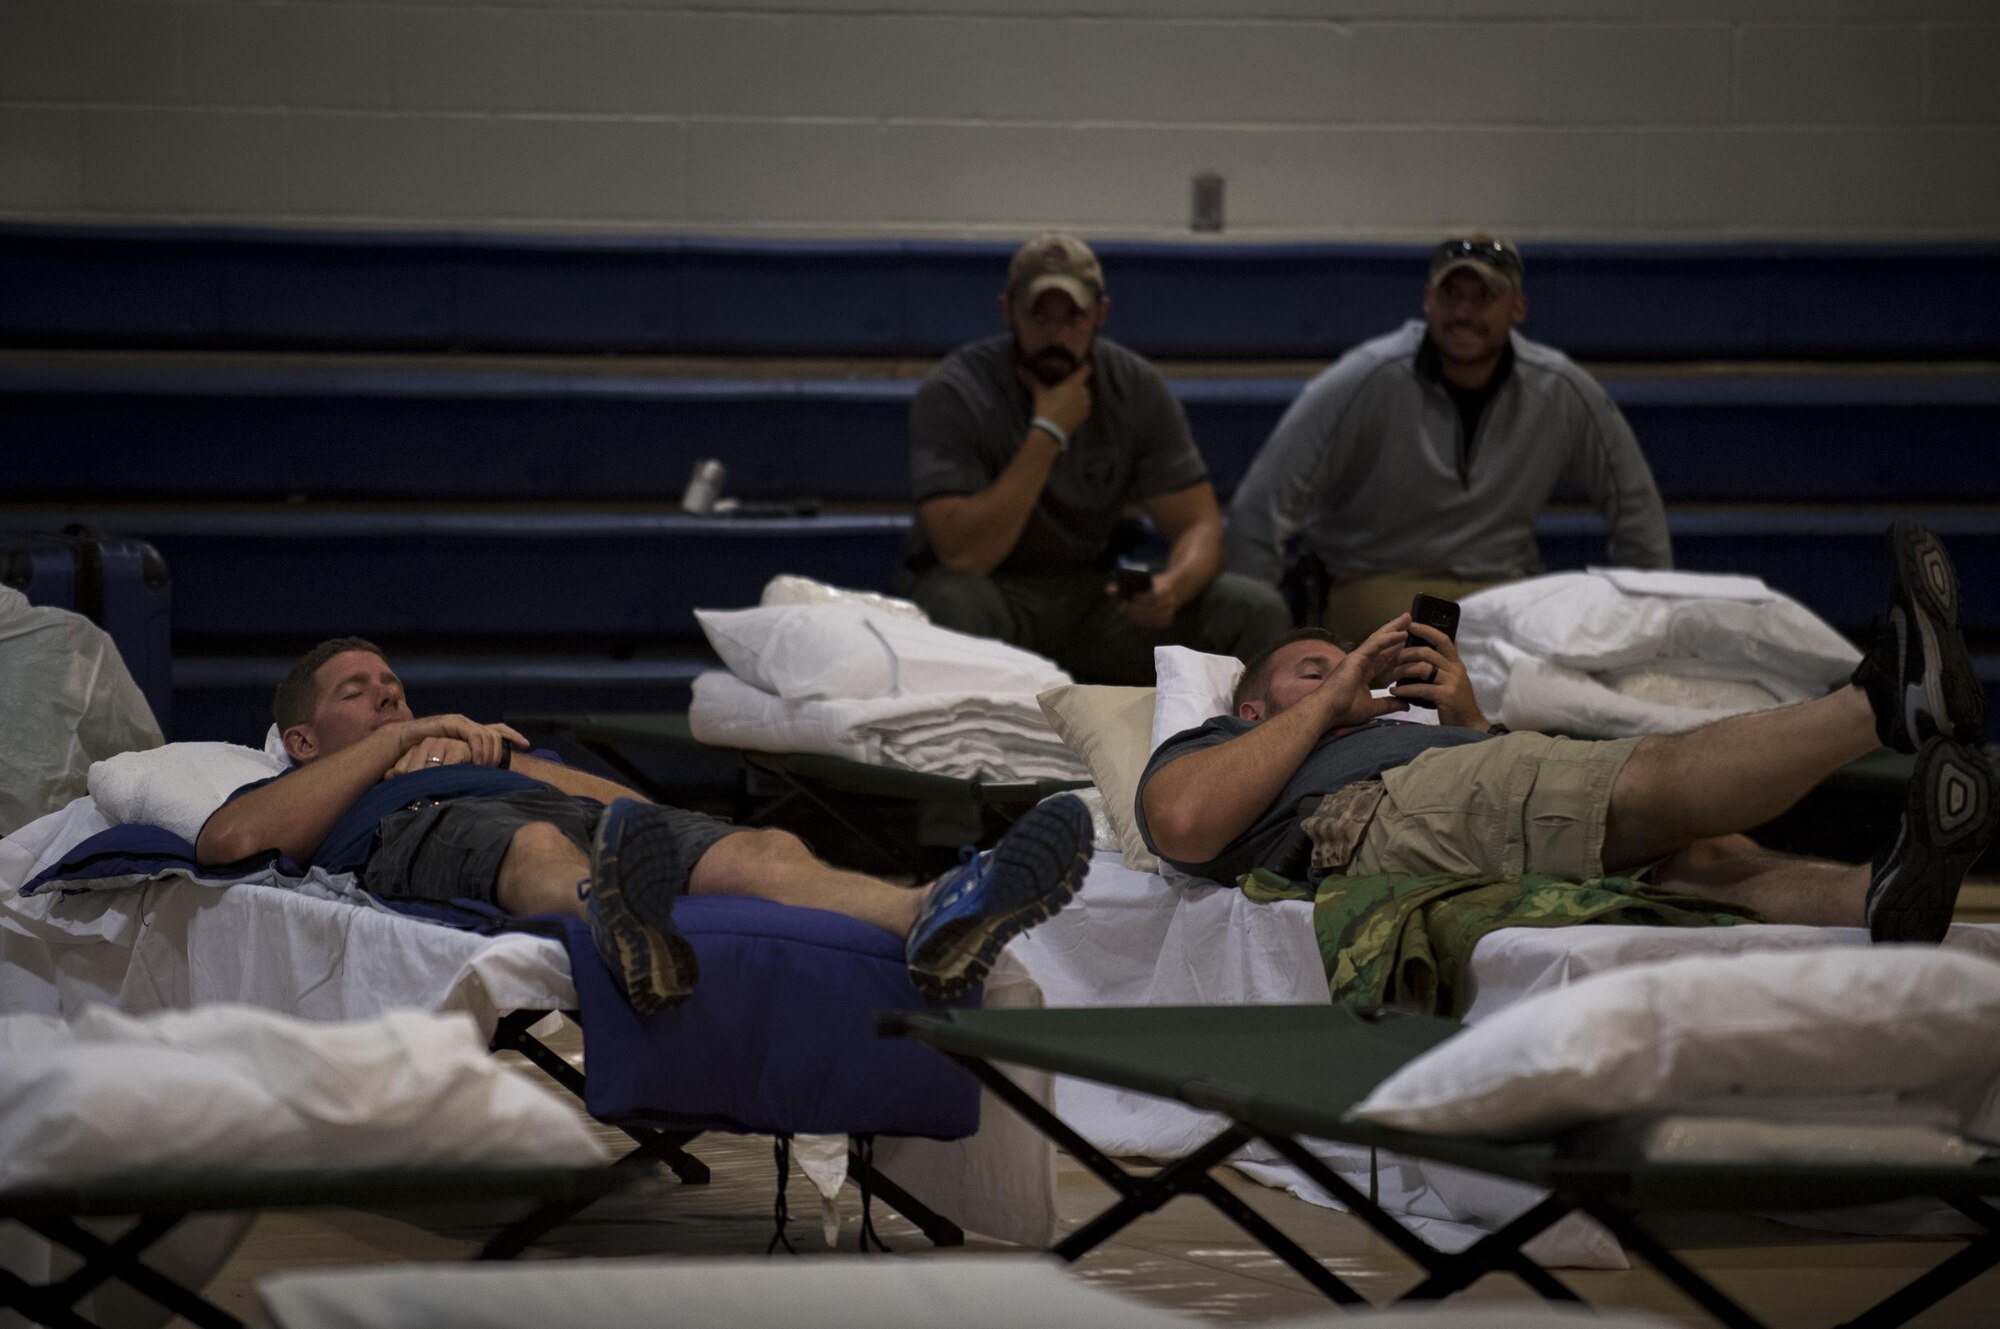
[1428,235,1525,294]
[1007,232,1105,308]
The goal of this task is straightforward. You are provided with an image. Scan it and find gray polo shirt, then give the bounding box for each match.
[1134,715,1493,884]
[907,335,1209,577]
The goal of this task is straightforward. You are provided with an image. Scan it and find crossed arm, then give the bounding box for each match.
[194,715,641,866]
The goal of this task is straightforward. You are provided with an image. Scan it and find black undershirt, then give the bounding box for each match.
[1419,337,1516,481]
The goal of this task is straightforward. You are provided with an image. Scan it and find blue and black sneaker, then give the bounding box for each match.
[1867,737,1998,944]
[906,794,1093,1003]
[582,798,700,1015]
[1852,519,1986,753]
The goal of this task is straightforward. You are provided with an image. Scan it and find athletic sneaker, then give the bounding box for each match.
[1852,518,1985,753]
[1866,737,1999,944]
[906,794,1093,1003]
[581,798,700,1015]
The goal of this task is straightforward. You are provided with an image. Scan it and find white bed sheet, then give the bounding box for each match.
[1008,847,2000,1266]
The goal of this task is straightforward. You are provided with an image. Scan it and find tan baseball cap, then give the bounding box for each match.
[1428,235,1525,294]
[1007,231,1105,308]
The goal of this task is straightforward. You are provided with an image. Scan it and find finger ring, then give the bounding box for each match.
[1427,666,1438,684]
[428,756,444,764]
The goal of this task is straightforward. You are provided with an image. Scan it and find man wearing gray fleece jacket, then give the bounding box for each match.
[1226,236,1673,645]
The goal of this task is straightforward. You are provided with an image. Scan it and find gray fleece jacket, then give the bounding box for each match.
[1225,322,1672,584]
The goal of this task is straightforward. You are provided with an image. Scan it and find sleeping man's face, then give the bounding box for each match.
[284,649,413,764]
[1238,639,1346,723]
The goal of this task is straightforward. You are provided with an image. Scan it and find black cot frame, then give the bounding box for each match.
[0,1167,625,1329]
[483,1008,965,1258]
[882,1003,2000,1329]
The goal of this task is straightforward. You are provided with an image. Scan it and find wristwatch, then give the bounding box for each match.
[497,743,514,770]
[1028,416,1070,451]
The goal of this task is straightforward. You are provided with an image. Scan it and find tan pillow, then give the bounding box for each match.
[1037,684,1158,873]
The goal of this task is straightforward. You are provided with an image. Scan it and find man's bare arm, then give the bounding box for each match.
[195,715,527,865]
[921,363,1092,577]
[1142,619,1408,863]
[510,752,647,805]
[1118,482,1225,630]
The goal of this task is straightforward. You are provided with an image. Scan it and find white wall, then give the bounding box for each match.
[3,0,1997,240]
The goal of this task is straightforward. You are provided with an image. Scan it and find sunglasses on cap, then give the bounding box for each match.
[1429,238,1523,283]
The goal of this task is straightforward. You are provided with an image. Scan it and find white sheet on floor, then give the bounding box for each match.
[1007,847,2000,1267]
[689,670,1086,783]
[1457,571,1861,738]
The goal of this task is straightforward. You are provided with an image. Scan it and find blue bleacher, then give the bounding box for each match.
[8,365,2000,507]
[6,224,1999,360]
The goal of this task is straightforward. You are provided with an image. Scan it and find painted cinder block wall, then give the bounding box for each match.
[2,0,1997,240]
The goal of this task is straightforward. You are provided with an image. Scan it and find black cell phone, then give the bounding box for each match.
[1113,561,1155,600]
[1399,593,1461,708]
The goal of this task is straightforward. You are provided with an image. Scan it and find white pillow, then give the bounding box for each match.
[0,1005,606,1189]
[1349,947,2000,1139]
[1150,646,1245,750]
[88,741,286,844]
[696,604,1069,702]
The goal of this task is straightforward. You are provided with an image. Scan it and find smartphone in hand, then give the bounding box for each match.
[1398,593,1461,709]
[1113,561,1155,600]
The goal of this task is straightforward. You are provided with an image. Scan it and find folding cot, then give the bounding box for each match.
[0,1166,624,1329]
[516,711,1087,876]
[885,1004,2000,1329]
[1,801,1060,1267]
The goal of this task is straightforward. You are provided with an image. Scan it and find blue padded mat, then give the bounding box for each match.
[552,895,980,1138]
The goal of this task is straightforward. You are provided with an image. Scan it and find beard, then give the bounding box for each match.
[1013,337,1087,387]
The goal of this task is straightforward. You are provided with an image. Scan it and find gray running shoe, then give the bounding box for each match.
[1867,737,1998,944]
[1852,519,1985,753]
[581,798,700,1014]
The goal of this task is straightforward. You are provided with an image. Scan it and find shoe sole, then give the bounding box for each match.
[1887,519,1985,748]
[909,797,1093,1004]
[1868,738,1997,944]
[588,803,699,1015]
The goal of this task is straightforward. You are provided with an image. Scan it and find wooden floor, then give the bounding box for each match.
[188,1024,2000,1328]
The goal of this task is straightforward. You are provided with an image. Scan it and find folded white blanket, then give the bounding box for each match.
[1459,571,1860,738]
[0,1004,606,1189]
[690,672,1086,783]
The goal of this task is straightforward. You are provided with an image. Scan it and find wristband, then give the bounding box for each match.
[1028,416,1070,451]
[497,743,514,771]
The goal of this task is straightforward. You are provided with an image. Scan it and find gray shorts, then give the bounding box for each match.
[362,788,744,907]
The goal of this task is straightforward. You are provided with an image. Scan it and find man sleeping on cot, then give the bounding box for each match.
[198,638,1093,1014]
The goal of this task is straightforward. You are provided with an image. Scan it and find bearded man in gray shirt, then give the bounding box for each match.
[1227,235,1673,647]
[905,232,1290,684]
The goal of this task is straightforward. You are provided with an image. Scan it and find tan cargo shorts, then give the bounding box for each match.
[1342,732,1643,882]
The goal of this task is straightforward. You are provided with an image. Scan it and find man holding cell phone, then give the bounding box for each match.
[903,231,1291,684]
[1139,521,1998,949]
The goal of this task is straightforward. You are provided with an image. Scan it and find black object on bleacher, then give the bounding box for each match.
[0,527,173,735]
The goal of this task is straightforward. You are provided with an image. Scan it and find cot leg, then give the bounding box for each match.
[1833,1198,2000,1329]
[846,1147,963,1248]
[20,1214,243,1329]
[1584,1203,1772,1329]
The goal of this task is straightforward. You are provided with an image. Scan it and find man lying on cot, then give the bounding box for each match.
[1140,520,1996,944]
[197,639,1093,1014]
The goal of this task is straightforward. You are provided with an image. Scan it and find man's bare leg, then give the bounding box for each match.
[1601,684,1879,872]
[1653,834,1866,927]
[494,821,592,918]
[488,822,921,937]
[687,828,923,939]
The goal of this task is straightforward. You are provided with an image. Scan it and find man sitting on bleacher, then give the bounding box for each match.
[197,638,1093,1015]
[1142,520,1995,945]
[1226,234,1674,648]
[904,230,1290,685]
